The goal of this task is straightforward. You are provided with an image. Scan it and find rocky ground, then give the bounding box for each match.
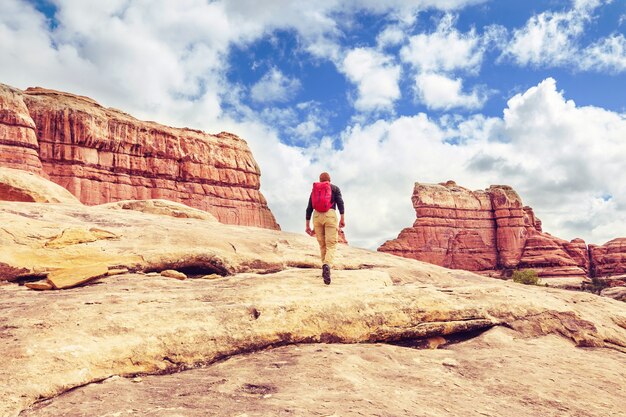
[22,329,625,417]
[1,201,625,417]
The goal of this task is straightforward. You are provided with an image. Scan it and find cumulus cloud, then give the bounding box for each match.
[501,7,587,67]
[340,47,401,112]
[398,13,489,111]
[250,68,301,103]
[579,34,626,72]
[400,13,485,74]
[414,73,487,110]
[377,25,406,48]
[500,0,626,73]
[467,78,626,244]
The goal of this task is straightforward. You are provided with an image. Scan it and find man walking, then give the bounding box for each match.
[306,172,345,285]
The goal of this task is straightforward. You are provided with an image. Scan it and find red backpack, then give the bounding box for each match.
[311,182,333,212]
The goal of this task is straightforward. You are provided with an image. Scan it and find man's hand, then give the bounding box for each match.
[339,214,345,229]
[306,222,313,236]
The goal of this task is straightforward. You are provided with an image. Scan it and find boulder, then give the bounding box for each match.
[160,270,187,280]
[0,167,80,204]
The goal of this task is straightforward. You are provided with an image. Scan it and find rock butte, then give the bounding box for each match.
[0,82,278,229]
[379,180,626,285]
[1,199,625,417]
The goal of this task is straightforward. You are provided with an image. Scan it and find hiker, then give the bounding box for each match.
[305,172,345,285]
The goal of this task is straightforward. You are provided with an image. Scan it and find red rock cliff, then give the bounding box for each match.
[378,181,590,279]
[0,85,43,174]
[589,239,626,278]
[0,83,278,229]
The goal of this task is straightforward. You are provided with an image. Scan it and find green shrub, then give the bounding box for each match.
[511,269,540,285]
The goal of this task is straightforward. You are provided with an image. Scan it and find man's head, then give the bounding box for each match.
[319,172,331,182]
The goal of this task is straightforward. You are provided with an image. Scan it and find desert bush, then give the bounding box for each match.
[511,269,540,285]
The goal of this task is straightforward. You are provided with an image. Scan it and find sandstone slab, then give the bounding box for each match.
[21,328,626,417]
[24,281,53,291]
[46,264,109,289]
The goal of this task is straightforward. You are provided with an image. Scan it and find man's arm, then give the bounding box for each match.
[334,186,345,228]
[305,195,314,235]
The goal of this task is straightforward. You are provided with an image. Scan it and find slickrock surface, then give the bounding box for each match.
[0,83,278,229]
[379,181,614,283]
[1,201,625,417]
[22,330,626,417]
[98,198,218,221]
[0,167,79,204]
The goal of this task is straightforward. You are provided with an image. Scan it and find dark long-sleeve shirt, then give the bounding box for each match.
[306,183,344,220]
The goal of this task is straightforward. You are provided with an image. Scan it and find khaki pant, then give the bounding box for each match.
[313,209,338,267]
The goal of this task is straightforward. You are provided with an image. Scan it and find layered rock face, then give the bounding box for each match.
[0,83,278,229]
[377,181,498,271]
[379,181,592,279]
[590,238,626,278]
[0,84,43,174]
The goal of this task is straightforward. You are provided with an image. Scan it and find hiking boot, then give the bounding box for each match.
[322,264,331,285]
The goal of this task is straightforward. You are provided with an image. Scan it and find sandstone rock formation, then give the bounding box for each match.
[378,181,597,281]
[0,84,43,174]
[1,199,625,417]
[0,83,278,229]
[590,238,626,278]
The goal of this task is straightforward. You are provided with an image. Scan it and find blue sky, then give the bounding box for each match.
[2,0,626,249]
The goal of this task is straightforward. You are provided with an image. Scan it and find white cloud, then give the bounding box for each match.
[341,47,401,112]
[250,68,301,103]
[501,8,586,67]
[579,34,626,72]
[500,0,626,73]
[400,13,485,74]
[415,73,487,110]
[467,78,626,245]
[377,25,406,48]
